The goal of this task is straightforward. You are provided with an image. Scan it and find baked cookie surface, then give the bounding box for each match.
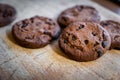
[59,22,111,61]
[57,5,100,27]
[100,20,120,49]
[12,16,61,48]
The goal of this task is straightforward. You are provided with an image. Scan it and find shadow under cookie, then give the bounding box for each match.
[6,29,17,45]
[50,40,70,60]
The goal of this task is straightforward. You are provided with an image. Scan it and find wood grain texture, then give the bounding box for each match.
[0,0,120,80]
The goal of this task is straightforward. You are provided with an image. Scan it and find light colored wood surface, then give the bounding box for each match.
[0,0,120,80]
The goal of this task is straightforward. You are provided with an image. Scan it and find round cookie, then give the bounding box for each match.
[0,3,16,27]
[100,20,120,49]
[59,22,111,62]
[12,16,61,48]
[57,5,101,27]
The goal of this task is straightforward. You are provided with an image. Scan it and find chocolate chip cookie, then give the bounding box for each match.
[57,5,101,28]
[0,3,16,27]
[59,22,111,62]
[100,20,120,49]
[12,15,61,48]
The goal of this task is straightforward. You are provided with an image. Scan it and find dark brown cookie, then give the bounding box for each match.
[57,5,101,28]
[12,15,61,48]
[0,3,16,27]
[59,22,111,62]
[100,20,120,49]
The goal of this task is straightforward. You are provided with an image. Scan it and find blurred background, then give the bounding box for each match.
[93,0,120,15]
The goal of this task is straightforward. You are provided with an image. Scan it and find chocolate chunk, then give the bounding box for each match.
[36,22,41,26]
[94,41,99,46]
[96,49,103,58]
[64,39,68,44]
[79,25,84,29]
[92,32,97,36]
[48,19,52,21]
[72,35,76,41]
[44,32,50,35]
[70,45,74,48]
[21,23,28,28]
[101,22,109,26]
[84,40,89,45]
[25,36,32,39]
[45,22,52,25]
[102,41,108,48]
[62,16,68,22]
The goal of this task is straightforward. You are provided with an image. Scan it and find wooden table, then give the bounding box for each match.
[0,0,120,80]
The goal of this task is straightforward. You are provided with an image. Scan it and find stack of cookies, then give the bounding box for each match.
[0,3,120,62]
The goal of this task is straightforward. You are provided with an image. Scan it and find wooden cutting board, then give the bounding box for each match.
[0,0,120,80]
